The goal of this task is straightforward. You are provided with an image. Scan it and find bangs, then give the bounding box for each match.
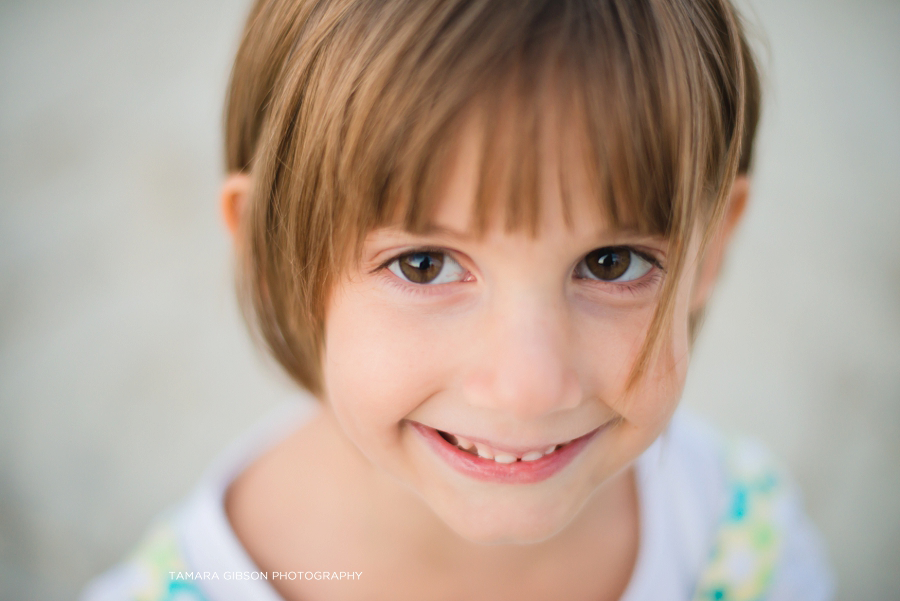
[336,0,698,254]
[332,0,736,259]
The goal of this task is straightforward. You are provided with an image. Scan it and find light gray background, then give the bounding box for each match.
[1,0,897,599]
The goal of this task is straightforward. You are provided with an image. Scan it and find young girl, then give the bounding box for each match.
[84,0,833,599]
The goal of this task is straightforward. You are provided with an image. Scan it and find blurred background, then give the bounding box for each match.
[0,0,897,599]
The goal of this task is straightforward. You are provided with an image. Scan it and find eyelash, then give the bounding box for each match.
[373,246,461,297]
[374,246,665,297]
[573,249,665,296]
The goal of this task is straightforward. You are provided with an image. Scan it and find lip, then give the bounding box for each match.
[409,421,604,484]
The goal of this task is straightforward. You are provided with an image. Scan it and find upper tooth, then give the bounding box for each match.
[474,442,494,460]
[493,453,517,464]
[455,435,474,450]
[455,436,566,462]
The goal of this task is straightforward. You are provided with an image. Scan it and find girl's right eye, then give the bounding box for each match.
[387,251,467,285]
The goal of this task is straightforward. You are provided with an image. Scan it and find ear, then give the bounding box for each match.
[690,175,750,311]
[220,172,251,238]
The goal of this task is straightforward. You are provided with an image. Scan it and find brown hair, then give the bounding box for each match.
[225,0,761,397]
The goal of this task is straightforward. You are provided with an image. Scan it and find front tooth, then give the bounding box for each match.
[493,453,517,464]
[521,451,544,462]
[455,435,474,450]
[544,445,557,455]
[474,442,494,460]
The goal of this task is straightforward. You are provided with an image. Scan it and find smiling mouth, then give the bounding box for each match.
[436,430,573,464]
[411,422,603,484]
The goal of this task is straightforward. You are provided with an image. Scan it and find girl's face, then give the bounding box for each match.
[321,129,710,544]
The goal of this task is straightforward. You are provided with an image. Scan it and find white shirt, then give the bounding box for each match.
[83,399,834,601]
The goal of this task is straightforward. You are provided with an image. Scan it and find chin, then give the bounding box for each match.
[429,491,585,545]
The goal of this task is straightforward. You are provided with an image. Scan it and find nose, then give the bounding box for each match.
[461,293,582,420]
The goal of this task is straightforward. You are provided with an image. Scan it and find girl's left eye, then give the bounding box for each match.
[574,247,656,283]
[387,251,467,285]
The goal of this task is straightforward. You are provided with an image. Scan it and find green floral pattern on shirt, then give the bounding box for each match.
[128,520,208,601]
[691,439,789,601]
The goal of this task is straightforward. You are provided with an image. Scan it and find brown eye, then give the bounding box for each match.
[578,247,653,282]
[388,250,467,285]
[399,251,442,283]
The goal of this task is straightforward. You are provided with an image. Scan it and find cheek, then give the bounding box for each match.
[619,285,694,430]
[573,292,693,431]
[322,284,462,443]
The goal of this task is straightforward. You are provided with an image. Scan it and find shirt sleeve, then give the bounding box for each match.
[765,481,835,601]
[690,436,836,601]
[80,517,209,601]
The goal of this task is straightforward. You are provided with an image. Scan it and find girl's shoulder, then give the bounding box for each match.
[79,514,207,601]
[640,409,835,601]
[80,399,317,601]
